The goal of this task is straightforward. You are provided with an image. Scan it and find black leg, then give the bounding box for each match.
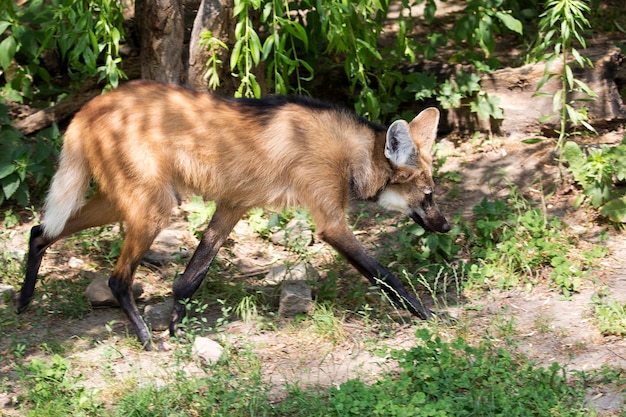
[320,224,433,320]
[15,225,53,313]
[108,274,154,350]
[169,205,246,338]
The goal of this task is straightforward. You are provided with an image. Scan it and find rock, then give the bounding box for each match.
[279,280,313,317]
[143,229,190,266]
[270,219,313,248]
[260,263,319,317]
[192,336,224,364]
[0,285,15,306]
[144,299,174,331]
[4,249,25,260]
[68,257,84,268]
[445,46,626,135]
[263,263,320,286]
[85,274,144,307]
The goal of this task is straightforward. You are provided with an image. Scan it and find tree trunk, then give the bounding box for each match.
[187,0,236,94]
[135,0,184,84]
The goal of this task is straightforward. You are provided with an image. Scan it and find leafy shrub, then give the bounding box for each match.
[530,0,596,150]
[563,138,626,223]
[0,0,126,101]
[0,100,61,206]
[19,355,103,416]
[218,0,525,122]
[465,192,602,295]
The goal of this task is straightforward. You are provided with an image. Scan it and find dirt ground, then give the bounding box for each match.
[1,127,625,415]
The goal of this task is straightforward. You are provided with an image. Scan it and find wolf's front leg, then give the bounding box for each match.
[319,224,433,320]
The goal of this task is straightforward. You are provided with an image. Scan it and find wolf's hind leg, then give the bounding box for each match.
[16,192,122,313]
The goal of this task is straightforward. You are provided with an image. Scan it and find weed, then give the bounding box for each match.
[114,346,272,417]
[185,195,217,239]
[534,312,555,334]
[530,0,597,153]
[465,191,601,295]
[563,136,626,223]
[17,354,103,416]
[278,329,592,416]
[235,293,260,324]
[309,302,345,344]
[592,289,626,336]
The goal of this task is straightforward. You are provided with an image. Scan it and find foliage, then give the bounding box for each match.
[185,195,217,239]
[217,0,524,122]
[463,191,602,295]
[278,329,591,416]
[530,0,597,151]
[381,187,603,297]
[0,0,126,101]
[1,0,125,207]
[450,0,523,64]
[563,137,626,223]
[114,347,271,417]
[0,100,62,206]
[592,290,626,336]
[198,30,229,91]
[18,355,103,416]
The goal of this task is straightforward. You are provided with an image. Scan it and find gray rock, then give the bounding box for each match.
[68,257,84,268]
[192,336,224,364]
[279,280,313,317]
[143,229,190,266]
[261,263,319,317]
[144,299,174,331]
[85,274,144,307]
[263,263,319,286]
[0,285,15,306]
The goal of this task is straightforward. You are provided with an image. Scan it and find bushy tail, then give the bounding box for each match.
[41,126,91,239]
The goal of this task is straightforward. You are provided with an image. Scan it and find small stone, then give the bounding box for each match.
[68,257,84,268]
[0,285,15,306]
[192,336,224,364]
[263,263,319,286]
[85,274,144,307]
[144,299,174,331]
[5,249,25,260]
[278,280,313,317]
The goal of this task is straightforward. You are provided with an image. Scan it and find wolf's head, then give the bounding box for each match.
[377,108,451,233]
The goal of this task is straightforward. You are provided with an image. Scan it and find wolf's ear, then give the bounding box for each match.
[385,120,417,168]
[408,107,440,153]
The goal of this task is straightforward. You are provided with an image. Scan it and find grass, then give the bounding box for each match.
[2,327,605,417]
[593,288,626,336]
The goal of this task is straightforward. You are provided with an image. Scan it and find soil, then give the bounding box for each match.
[1,128,625,415]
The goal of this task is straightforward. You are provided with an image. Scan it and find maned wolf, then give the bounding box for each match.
[16,80,450,350]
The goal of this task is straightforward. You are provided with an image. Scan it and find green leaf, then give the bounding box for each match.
[230,39,243,70]
[0,163,16,180]
[1,174,20,199]
[261,33,275,61]
[495,11,523,35]
[562,140,585,168]
[0,21,11,35]
[356,38,382,60]
[0,35,17,70]
[522,138,545,144]
[600,198,626,223]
